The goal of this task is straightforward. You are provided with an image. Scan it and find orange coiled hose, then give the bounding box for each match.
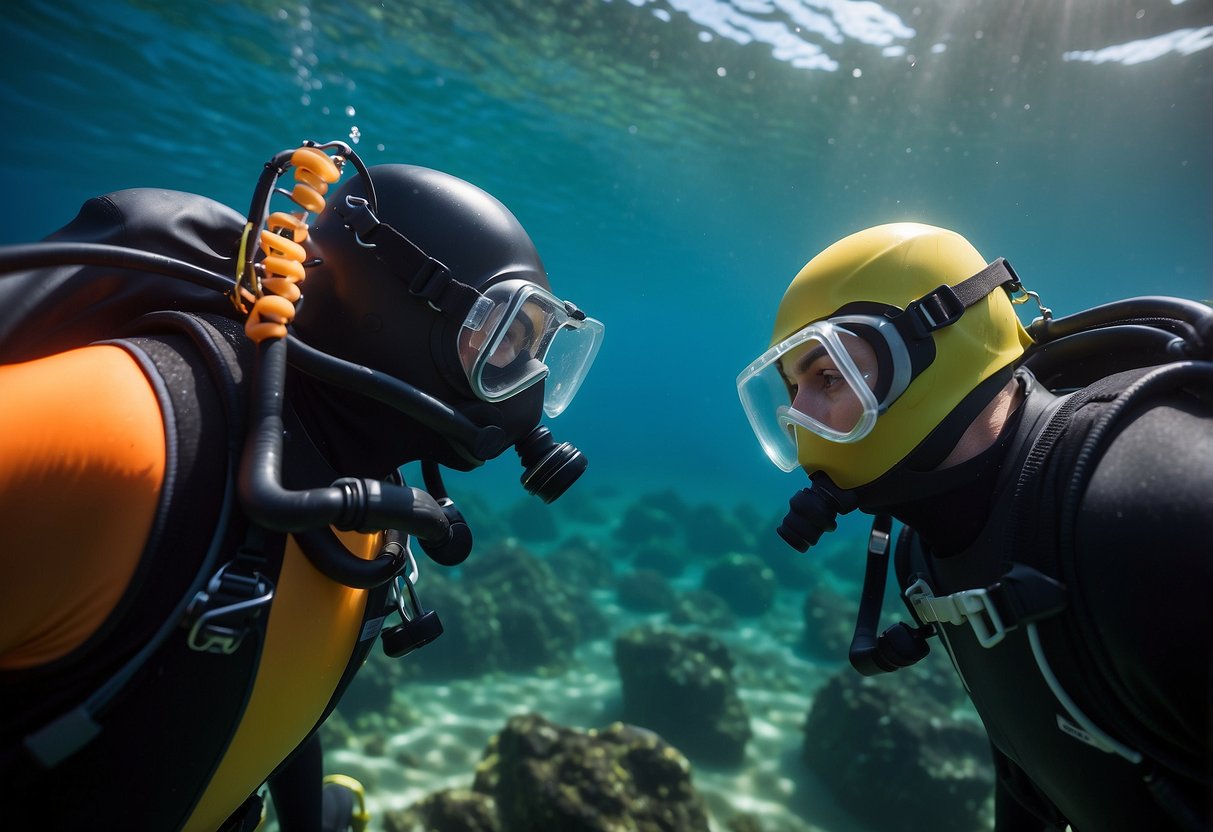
[244,145,344,343]
[245,294,299,343]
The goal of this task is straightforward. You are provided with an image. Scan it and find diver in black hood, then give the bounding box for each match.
[291,162,600,482]
[0,142,603,831]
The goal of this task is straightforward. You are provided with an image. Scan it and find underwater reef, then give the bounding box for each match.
[615,624,752,768]
[323,487,995,832]
[803,668,994,832]
[381,713,710,832]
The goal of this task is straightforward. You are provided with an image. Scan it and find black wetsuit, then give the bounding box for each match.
[892,369,1212,830]
[0,190,389,831]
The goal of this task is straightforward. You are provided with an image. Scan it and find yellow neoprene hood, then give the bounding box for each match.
[771,223,1033,489]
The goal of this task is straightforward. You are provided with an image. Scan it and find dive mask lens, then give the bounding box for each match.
[458,279,603,417]
[737,320,881,472]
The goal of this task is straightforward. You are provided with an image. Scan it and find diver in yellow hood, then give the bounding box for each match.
[0,142,604,830]
[738,223,1211,830]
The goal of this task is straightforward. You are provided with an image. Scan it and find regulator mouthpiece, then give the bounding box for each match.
[516,425,587,504]
[777,478,856,552]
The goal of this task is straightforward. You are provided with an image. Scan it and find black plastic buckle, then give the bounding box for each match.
[184,562,275,654]
[407,258,452,308]
[905,283,965,339]
[991,563,1068,626]
[335,195,382,243]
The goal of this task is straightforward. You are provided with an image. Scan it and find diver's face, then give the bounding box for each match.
[784,330,879,434]
[458,298,546,372]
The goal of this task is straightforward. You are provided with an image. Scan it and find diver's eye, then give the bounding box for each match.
[820,370,847,390]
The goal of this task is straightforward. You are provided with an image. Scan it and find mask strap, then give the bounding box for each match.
[898,258,1021,341]
[330,196,482,321]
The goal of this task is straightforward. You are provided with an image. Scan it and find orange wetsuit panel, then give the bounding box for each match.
[0,345,165,669]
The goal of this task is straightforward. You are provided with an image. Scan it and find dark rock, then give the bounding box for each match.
[407,542,606,678]
[632,538,691,579]
[503,497,561,542]
[401,571,498,678]
[758,544,819,590]
[614,625,751,768]
[801,584,858,661]
[472,713,710,832]
[730,502,765,538]
[701,553,777,617]
[668,590,736,629]
[495,602,562,671]
[616,501,682,546]
[617,568,678,613]
[684,503,752,556]
[550,484,611,525]
[546,535,616,591]
[802,669,994,832]
[384,789,502,832]
[644,488,693,524]
[445,490,512,550]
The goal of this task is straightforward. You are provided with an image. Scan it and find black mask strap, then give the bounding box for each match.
[894,258,1021,342]
[330,196,483,322]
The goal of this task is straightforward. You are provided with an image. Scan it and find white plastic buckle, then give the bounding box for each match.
[905,579,1007,648]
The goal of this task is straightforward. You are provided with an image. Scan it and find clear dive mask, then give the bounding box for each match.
[457,278,604,417]
[736,315,912,472]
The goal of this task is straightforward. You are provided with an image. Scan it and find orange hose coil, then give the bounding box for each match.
[245,294,298,343]
[267,212,309,243]
[291,146,341,186]
[247,144,345,341]
[259,229,307,263]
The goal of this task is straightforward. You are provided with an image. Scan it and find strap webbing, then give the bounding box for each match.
[900,258,1021,339]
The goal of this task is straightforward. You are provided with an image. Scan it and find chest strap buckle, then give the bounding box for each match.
[183,561,275,654]
[906,581,1007,647]
[905,563,1068,649]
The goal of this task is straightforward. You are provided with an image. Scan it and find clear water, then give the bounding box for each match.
[3,0,1209,506]
[2,0,1210,828]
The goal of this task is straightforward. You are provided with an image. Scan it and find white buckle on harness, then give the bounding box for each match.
[905,579,1007,648]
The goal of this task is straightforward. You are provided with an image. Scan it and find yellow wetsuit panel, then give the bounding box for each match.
[0,345,165,669]
[184,528,379,831]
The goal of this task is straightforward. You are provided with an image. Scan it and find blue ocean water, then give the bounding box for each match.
[1,1,1210,828]
[2,0,1209,509]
